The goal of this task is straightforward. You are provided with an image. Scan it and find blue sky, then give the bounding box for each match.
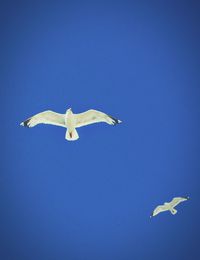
[1,1,200,259]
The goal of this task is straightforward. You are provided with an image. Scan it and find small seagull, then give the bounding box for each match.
[150,196,189,218]
[20,108,122,141]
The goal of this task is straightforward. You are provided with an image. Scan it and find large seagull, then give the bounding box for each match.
[150,196,189,217]
[20,108,122,141]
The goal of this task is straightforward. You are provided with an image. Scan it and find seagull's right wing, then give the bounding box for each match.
[74,109,122,128]
[170,197,188,208]
[151,204,168,217]
[20,110,66,128]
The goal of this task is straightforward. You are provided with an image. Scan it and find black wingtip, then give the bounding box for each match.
[20,118,31,127]
[182,196,190,200]
[109,115,122,125]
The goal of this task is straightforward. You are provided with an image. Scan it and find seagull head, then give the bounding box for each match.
[65,108,73,116]
[67,107,72,112]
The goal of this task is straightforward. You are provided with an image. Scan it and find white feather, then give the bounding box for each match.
[20,108,122,141]
[151,196,189,217]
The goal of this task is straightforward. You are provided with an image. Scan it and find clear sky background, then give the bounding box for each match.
[1,1,200,259]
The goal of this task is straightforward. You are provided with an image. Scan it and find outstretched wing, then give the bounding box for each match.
[170,197,189,208]
[151,204,168,217]
[20,110,66,128]
[74,109,122,128]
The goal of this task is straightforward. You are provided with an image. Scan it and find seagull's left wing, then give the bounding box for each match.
[74,109,122,128]
[20,110,65,128]
[170,197,189,208]
[151,204,168,217]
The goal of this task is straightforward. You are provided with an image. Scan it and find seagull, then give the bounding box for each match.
[20,108,122,141]
[150,196,189,217]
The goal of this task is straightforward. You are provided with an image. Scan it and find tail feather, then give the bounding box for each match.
[65,129,79,141]
[171,208,177,215]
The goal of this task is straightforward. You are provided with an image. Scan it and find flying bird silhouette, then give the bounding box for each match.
[20,108,122,141]
[150,196,189,217]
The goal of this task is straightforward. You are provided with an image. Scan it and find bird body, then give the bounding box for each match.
[20,108,122,141]
[150,197,189,217]
[64,109,78,140]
